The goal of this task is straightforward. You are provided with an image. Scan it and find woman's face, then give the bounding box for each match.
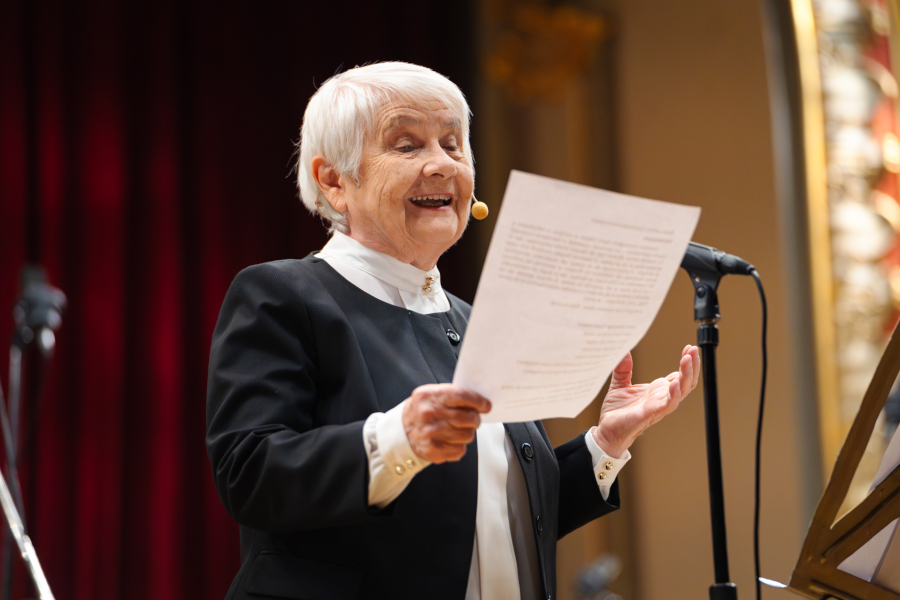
[332,100,474,270]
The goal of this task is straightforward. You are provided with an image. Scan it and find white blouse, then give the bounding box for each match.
[316,231,630,600]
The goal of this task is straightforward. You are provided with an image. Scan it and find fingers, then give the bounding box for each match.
[407,391,485,431]
[430,418,478,443]
[408,434,471,464]
[602,345,700,447]
[668,345,700,404]
[660,346,699,403]
[609,352,633,389]
[404,384,490,464]
[666,377,683,414]
[416,384,492,413]
[441,405,483,429]
[428,440,469,463]
[690,346,701,388]
[678,354,692,398]
[655,377,683,418]
[443,391,492,414]
[677,345,701,392]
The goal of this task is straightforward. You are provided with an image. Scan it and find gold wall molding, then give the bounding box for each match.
[789,0,843,483]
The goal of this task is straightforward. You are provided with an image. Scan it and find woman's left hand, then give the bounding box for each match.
[592,345,700,458]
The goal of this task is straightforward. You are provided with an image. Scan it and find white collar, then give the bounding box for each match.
[317,231,443,298]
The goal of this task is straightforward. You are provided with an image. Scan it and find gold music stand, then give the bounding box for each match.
[789,321,900,600]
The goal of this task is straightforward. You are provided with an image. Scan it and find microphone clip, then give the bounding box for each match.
[686,269,721,324]
[681,245,724,323]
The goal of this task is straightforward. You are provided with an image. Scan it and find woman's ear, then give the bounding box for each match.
[311,156,348,212]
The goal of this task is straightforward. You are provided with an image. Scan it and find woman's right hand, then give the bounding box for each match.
[401,384,492,464]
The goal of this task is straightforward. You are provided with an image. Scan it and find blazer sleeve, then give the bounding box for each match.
[536,423,621,539]
[206,262,379,534]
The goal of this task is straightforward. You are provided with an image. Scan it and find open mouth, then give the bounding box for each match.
[409,194,452,208]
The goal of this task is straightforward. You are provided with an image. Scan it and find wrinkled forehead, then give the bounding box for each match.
[380,113,464,136]
[366,93,466,139]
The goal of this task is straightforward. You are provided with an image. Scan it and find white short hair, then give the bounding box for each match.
[297,62,473,233]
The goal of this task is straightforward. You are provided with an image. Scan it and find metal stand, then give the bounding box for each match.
[0,446,53,600]
[684,258,738,600]
[0,348,27,600]
[0,267,64,600]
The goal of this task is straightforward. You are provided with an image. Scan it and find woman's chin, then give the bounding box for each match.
[407,217,464,249]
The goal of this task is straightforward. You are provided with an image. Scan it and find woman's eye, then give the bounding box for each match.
[398,145,417,153]
[443,145,458,152]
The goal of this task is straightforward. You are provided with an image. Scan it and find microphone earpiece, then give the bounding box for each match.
[471,195,489,220]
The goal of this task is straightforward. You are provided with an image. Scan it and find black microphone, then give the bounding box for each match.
[12,265,67,354]
[681,241,755,277]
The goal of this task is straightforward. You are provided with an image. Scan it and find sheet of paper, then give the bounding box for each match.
[453,171,701,423]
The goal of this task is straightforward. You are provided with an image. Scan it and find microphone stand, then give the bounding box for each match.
[0,386,52,600]
[0,472,53,600]
[0,267,64,600]
[684,260,738,600]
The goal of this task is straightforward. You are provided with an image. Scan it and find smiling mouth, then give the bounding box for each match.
[409,194,452,208]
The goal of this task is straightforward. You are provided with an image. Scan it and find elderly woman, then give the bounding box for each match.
[206,62,699,600]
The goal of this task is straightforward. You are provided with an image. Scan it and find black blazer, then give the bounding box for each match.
[206,257,620,600]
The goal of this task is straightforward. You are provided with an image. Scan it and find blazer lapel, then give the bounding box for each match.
[505,422,552,597]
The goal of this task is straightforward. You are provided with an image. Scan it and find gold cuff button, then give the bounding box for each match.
[598,472,607,480]
[605,462,614,471]
[406,459,416,469]
[394,465,405,475]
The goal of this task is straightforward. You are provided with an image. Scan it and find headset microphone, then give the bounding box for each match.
[471,195,489,220]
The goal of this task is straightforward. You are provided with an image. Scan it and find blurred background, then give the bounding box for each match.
[3,0,900,598]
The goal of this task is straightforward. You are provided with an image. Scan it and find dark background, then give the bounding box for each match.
[0,1,480,598]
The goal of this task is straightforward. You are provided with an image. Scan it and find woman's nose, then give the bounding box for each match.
[422,143,457,178]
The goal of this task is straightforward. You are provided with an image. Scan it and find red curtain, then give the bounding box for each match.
[0,1,477,598]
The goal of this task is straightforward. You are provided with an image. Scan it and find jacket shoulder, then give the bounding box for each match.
[231,257,318,285]
[225,257,334,300]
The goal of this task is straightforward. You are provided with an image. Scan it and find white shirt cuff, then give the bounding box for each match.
[584,427,631,501]
[363,400,430,508]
